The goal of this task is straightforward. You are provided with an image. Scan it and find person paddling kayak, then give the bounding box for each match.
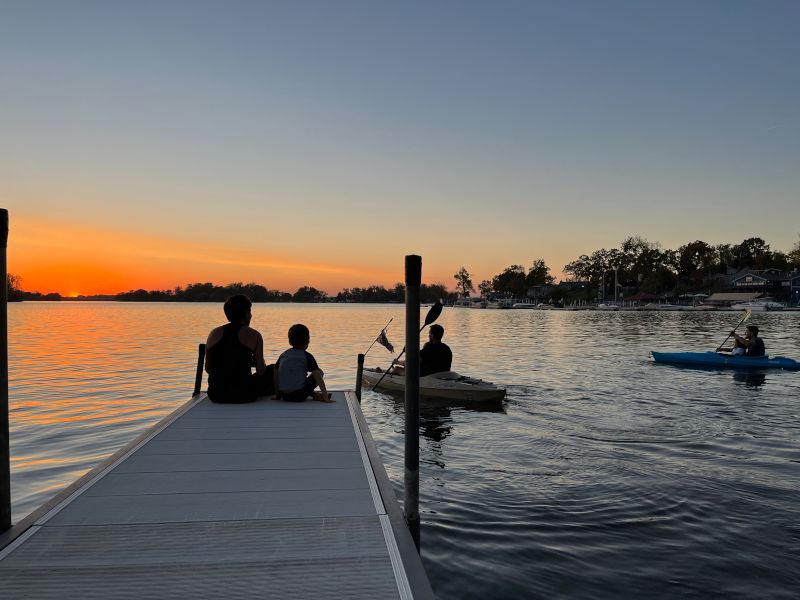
[731,325,765,357]
[385,324,453,376]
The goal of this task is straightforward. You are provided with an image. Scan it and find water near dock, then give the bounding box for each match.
[8,303,800,599]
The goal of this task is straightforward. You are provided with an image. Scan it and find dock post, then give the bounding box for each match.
[404,254,421,550]
[193,343,205,396]
[355,353,364,403]
[1,209,10,531]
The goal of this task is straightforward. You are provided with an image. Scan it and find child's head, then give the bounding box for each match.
[288,323,310,349]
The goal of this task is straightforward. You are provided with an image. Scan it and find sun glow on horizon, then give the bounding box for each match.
[8,214,414,296]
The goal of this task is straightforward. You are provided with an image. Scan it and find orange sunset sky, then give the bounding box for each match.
[3,3,798,296]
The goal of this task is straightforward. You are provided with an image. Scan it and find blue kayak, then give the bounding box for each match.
[650,351,800,371]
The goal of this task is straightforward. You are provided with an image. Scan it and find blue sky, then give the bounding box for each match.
[1,1,798,293]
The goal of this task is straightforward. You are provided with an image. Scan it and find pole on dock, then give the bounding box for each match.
[355,353,364,403]
[193,343,206,396]
[404,255,421,551]
[1,209,11,531]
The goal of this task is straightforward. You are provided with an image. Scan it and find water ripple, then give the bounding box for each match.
[8,303,800,599]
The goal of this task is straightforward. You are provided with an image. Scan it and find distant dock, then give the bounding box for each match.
[0,391,434,599]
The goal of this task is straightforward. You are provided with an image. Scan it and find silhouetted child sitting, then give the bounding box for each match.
[276,324,334,403]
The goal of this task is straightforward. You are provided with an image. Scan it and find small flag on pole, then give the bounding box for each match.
[377,330,394,353]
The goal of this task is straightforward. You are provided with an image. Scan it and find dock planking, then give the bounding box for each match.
[0,391,434,599]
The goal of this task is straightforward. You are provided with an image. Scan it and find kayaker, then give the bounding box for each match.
[205,294,274,403]
[389,324,453,376]
[731,325,766,357]
[420,324,453,376]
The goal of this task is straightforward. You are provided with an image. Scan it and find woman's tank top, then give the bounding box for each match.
[207,323,254,398]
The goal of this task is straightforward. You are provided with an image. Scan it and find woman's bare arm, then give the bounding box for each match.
[240,327,267,374]
[204,327,224,373]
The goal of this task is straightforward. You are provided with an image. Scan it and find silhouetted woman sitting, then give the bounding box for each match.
[205,294,273,403]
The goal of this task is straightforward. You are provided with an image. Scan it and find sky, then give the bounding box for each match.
[1,0,798,296]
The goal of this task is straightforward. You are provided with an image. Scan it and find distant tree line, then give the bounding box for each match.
[7,274,61,301]
[8,234,799,303]
[562,235,800,296]
[115,281,454,303]
[7,276,454,304]
[456,258,555,299]
[335,283,453,304]
[117,282,293,302]
[454,234,800,303]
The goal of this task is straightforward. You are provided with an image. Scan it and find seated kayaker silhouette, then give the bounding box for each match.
[420,324,453,375]
[731,325,765,357]
[389,324,453,376]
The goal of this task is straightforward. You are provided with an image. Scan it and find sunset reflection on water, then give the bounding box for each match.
[7,302,800,599]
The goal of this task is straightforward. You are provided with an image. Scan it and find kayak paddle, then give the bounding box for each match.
[716,308,752,352]
[371,300,443,391]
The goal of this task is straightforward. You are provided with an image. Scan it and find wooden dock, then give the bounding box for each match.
[0,391,434,599]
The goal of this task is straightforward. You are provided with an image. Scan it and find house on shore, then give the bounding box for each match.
[729,268,799,302]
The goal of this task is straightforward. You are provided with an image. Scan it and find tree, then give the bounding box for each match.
[715,243,735,271]
[619,236,672,284]
[731,237,771,269]
[639,268,677,295]
[241,283,270,302]
[564,249,615,285]
[788,235,800,268]
[677,240,717,286]
[421,283,451,304]
[492,264,527,297]
[293,286,326,302]
[563,254,593,281]
[453,267,474,297]
[7,273,23,302]
[769,251,790,271]
[525,259,554,286]
[182,282,216,302]
[478,279,493,297]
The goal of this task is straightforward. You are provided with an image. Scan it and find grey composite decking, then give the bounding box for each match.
[0,391,434,599]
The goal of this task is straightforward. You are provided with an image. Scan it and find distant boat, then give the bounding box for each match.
[730,300,785,312]
[695,304,718,311]
[512,301,538,309]
[596,303,620,311]
[643,303,688,311]
[453,297,485,308]
[486,298,515,309]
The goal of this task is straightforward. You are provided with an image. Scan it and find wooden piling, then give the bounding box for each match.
[193,344,205,397]
[355,353,364,403]
[404,255,421,550]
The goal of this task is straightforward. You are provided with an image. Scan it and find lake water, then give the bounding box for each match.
[7,302,800,599]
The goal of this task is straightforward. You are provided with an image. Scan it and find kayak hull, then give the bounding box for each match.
[362,368,506,403]
[650,351,800,370]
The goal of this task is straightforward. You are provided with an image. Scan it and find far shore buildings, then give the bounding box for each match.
[523,267,800,306]
[682,267,799,306]
[726,268,800,305]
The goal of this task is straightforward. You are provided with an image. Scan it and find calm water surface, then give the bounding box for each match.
[8,302,800,599]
